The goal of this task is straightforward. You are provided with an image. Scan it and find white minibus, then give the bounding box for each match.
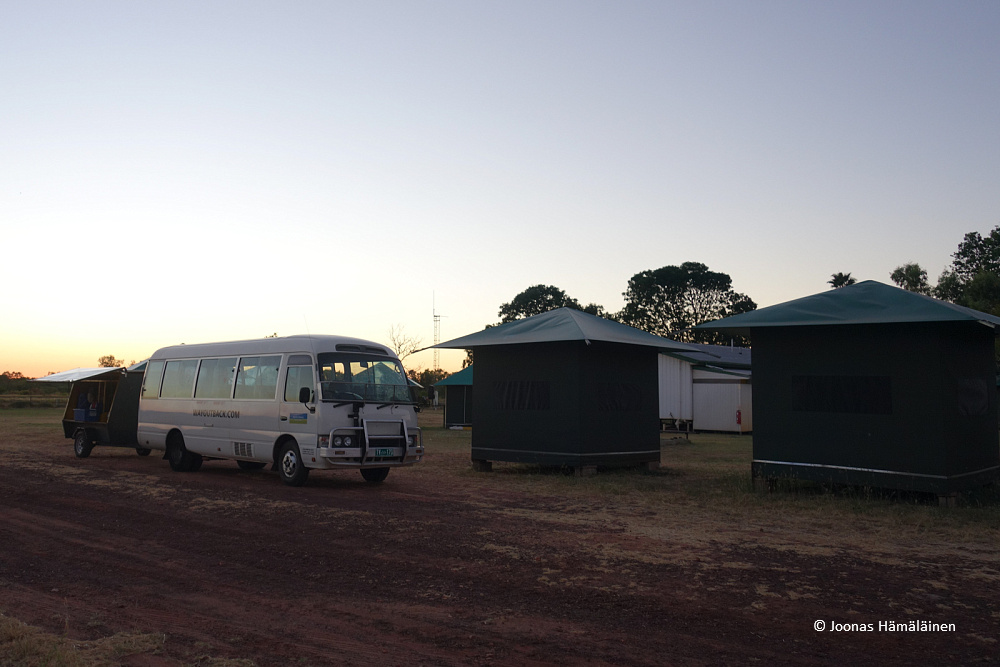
[137,335,424,486]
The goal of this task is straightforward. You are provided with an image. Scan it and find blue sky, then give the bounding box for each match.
[2,1,998,376]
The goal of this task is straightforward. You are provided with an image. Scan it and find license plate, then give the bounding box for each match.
[373,448,395,457]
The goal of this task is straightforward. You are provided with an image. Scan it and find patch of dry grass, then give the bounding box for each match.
[0,611,164,666]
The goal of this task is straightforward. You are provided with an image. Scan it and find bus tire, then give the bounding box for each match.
[73,430,93,459]
[360,467,390,484]
[237,460,266,471]
[167,434,199,472]
[277,441,309,487]
[135,447,152,457]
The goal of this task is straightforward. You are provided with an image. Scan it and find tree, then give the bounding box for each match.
[98,355,121,368]
[498,285,591,323]
[951,226,1000,282]
[406,367,449,405]
[931,224,1000,311]
[386,324,422,361]
[617,262,756,344]
[828,272,857,289]
[959,271,1000,316]
[889,263,931,295]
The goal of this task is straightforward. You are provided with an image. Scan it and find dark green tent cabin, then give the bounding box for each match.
[432,309,698,472]
[436,365,474,428]
[697,281,1000,497]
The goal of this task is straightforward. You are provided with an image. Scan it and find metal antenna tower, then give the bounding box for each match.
[433,293,442,370]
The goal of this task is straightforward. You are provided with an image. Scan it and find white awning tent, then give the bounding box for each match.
[32,368,124,383]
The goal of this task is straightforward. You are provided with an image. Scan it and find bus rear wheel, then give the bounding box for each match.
[278,441,309,486]
[360,467,390,484]
[167,434,202,472]
[73,430,93,459]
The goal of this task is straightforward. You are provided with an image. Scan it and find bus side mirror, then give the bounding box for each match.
[299,387,315,413]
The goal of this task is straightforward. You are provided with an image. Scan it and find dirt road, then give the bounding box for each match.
[1,413,997,665]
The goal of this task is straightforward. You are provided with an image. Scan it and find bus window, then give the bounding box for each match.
[161,360,198,398]
[318,353,411,403]
[284,365,314,402]
[142,360,165,399]
[235,356,281,400]
[194,358,237,399]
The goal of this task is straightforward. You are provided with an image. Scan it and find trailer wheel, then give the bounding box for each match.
[277,440,309,487]
[360,467,390,484]
[237,460,266,471]
[73,430,93,459]
[167,434,201,472]
[135,447,152,457]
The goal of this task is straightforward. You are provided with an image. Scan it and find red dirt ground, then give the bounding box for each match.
[1,414,997,665]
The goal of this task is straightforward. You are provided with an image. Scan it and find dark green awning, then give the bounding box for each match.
[435,365,473,386]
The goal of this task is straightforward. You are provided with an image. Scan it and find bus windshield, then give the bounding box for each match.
[317,353,413,404]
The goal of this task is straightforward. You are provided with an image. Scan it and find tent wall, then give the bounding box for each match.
[472,341,660,467]
[752,322,999,493]
[657,354,693,421]
[692,369,752,433]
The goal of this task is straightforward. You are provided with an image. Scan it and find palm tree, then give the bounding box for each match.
[828,272,857,289]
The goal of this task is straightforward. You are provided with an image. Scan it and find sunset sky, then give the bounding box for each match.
[2,1,998,378]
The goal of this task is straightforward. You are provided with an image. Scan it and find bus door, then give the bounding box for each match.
[229,355,283,461]
[279,354,317,448]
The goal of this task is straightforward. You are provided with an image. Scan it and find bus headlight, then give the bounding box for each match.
[333,436,343,446]
[343,436,353,447]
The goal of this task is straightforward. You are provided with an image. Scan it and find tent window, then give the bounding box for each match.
[598,382,642,411]
[494,380,550,410]
[954,377,989,416]
[791,375,892,415]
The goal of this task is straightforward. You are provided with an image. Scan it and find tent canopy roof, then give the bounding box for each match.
[32,367,124,383]
[697,281,1000,333]
[436,365,473,386]
[431,308,699,353]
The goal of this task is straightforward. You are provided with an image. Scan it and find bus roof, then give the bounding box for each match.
[148,335,396,361]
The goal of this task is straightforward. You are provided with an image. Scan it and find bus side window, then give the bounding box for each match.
[235,356,281,400]
[284,366,313,402]
[143,361,165,398]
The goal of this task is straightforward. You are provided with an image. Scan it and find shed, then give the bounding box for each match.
[697,281,1000,497]
[431,308,699,473]
[436,365,474,428]
[658,345,752,433]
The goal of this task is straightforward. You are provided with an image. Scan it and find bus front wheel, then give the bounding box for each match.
[167,434,202,472]
[278,441,309,487]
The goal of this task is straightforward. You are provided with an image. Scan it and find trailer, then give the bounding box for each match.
[34,364,149,458]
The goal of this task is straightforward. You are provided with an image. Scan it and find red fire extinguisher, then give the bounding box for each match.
[736,409,742,425]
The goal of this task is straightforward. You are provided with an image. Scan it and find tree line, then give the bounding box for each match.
[830,224,1000,316]
[496,261,756,346]
[496,224,1000,353]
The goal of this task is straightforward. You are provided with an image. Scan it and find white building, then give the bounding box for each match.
[658,345,752,433]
